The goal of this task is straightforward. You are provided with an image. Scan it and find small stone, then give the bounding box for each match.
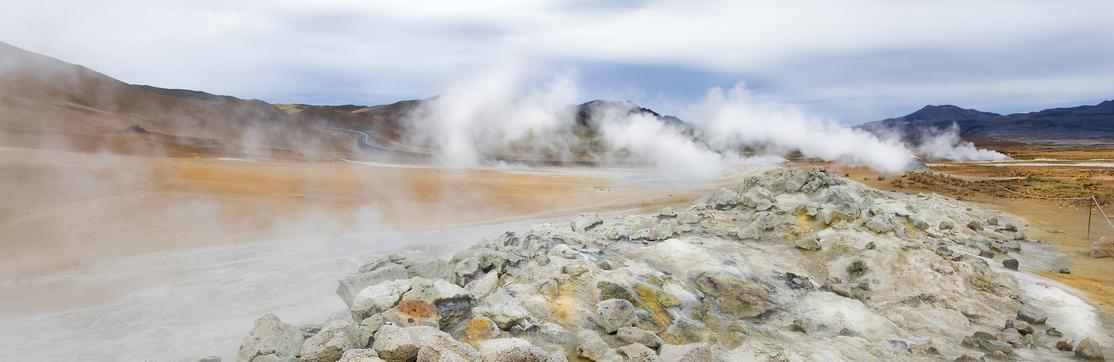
[979,339,1014,355]
[794,236,822,251]
[1057,340,1073,352]
[939,220,955,230]
[865,241,876,250]
[1017,307,1047,325]
[595,299,636,334]
[967,221,983,231]
[788,319,808,333]
[847,260,869,277]
[987,217,999,226]
[1046,327,1064,337]
[1002,259,1019,271]
[1005,320,1033,335]
[1075,337,1105,360]
[953,354,981,362]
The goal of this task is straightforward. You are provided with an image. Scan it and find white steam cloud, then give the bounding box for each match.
[915,124,1011,162]
[403,64,1009,176]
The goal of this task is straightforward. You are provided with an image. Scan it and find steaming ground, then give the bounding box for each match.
[0,146,713,361]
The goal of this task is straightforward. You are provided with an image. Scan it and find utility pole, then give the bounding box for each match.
[1087,202,1092,241]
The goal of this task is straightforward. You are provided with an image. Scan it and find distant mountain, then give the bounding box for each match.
[858,101,1114,142]
[0,41,689,159]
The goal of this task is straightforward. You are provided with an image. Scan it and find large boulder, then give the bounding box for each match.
[237,314,306,362]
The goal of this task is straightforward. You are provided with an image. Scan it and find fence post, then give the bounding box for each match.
[1088,202,1092,241]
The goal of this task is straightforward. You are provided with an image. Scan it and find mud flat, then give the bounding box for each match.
[235,168,1113,362]
[0,146,709,361]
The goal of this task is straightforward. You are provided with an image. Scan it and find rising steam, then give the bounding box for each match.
[402,65,1008,176]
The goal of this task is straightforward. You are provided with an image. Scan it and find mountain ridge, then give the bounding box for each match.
[858,101,1114,142]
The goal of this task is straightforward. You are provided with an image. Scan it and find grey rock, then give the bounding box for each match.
[352,280,412,319]
[1075,337,1105,360]
[847,260,869,278]
[794,236,822,251]
[619,343,660,362]
[1002,259,1019,271]
[659,343,712,362]
[967,221,982,231]
[336,349,386,362]
[477,338,551,362]
[979,339,1014,355]
[1017,307,1047,325]
[616,327,663,348]
[577,330,623,362]
[939,220,955,230]
[594,299,636,334]
[597,281,636,304]
[1005,320,1033,335]
[693,271,775,318]
[865,216,893,234]
[473,288,530,330]
[300,319,359,362]
[237,314,306,362]
[572,213,604,233]
[370,324,418,362]
[706,188,740,209]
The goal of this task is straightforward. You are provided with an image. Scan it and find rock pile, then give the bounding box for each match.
[238,168,1107,361]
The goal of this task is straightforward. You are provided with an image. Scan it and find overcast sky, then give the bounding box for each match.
[2,0,1112,122]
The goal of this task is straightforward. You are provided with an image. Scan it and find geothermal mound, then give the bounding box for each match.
[238,168,1105,362]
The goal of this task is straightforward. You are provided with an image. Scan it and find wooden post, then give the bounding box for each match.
[1087,203,1092,240]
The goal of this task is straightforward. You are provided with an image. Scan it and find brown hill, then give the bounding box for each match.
[0,41,350,159]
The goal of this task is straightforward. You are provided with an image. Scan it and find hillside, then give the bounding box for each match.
[859,102,1114,143]
[0,41,691,161]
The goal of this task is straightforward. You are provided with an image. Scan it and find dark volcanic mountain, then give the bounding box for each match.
[859,102,1114,142]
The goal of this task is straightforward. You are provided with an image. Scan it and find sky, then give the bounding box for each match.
[1,0,1112,123]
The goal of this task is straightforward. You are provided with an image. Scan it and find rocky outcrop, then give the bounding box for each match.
[237,314,305,362]
[241,168,1095,361]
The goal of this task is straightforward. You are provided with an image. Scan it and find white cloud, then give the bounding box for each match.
[1,0,1111,119]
